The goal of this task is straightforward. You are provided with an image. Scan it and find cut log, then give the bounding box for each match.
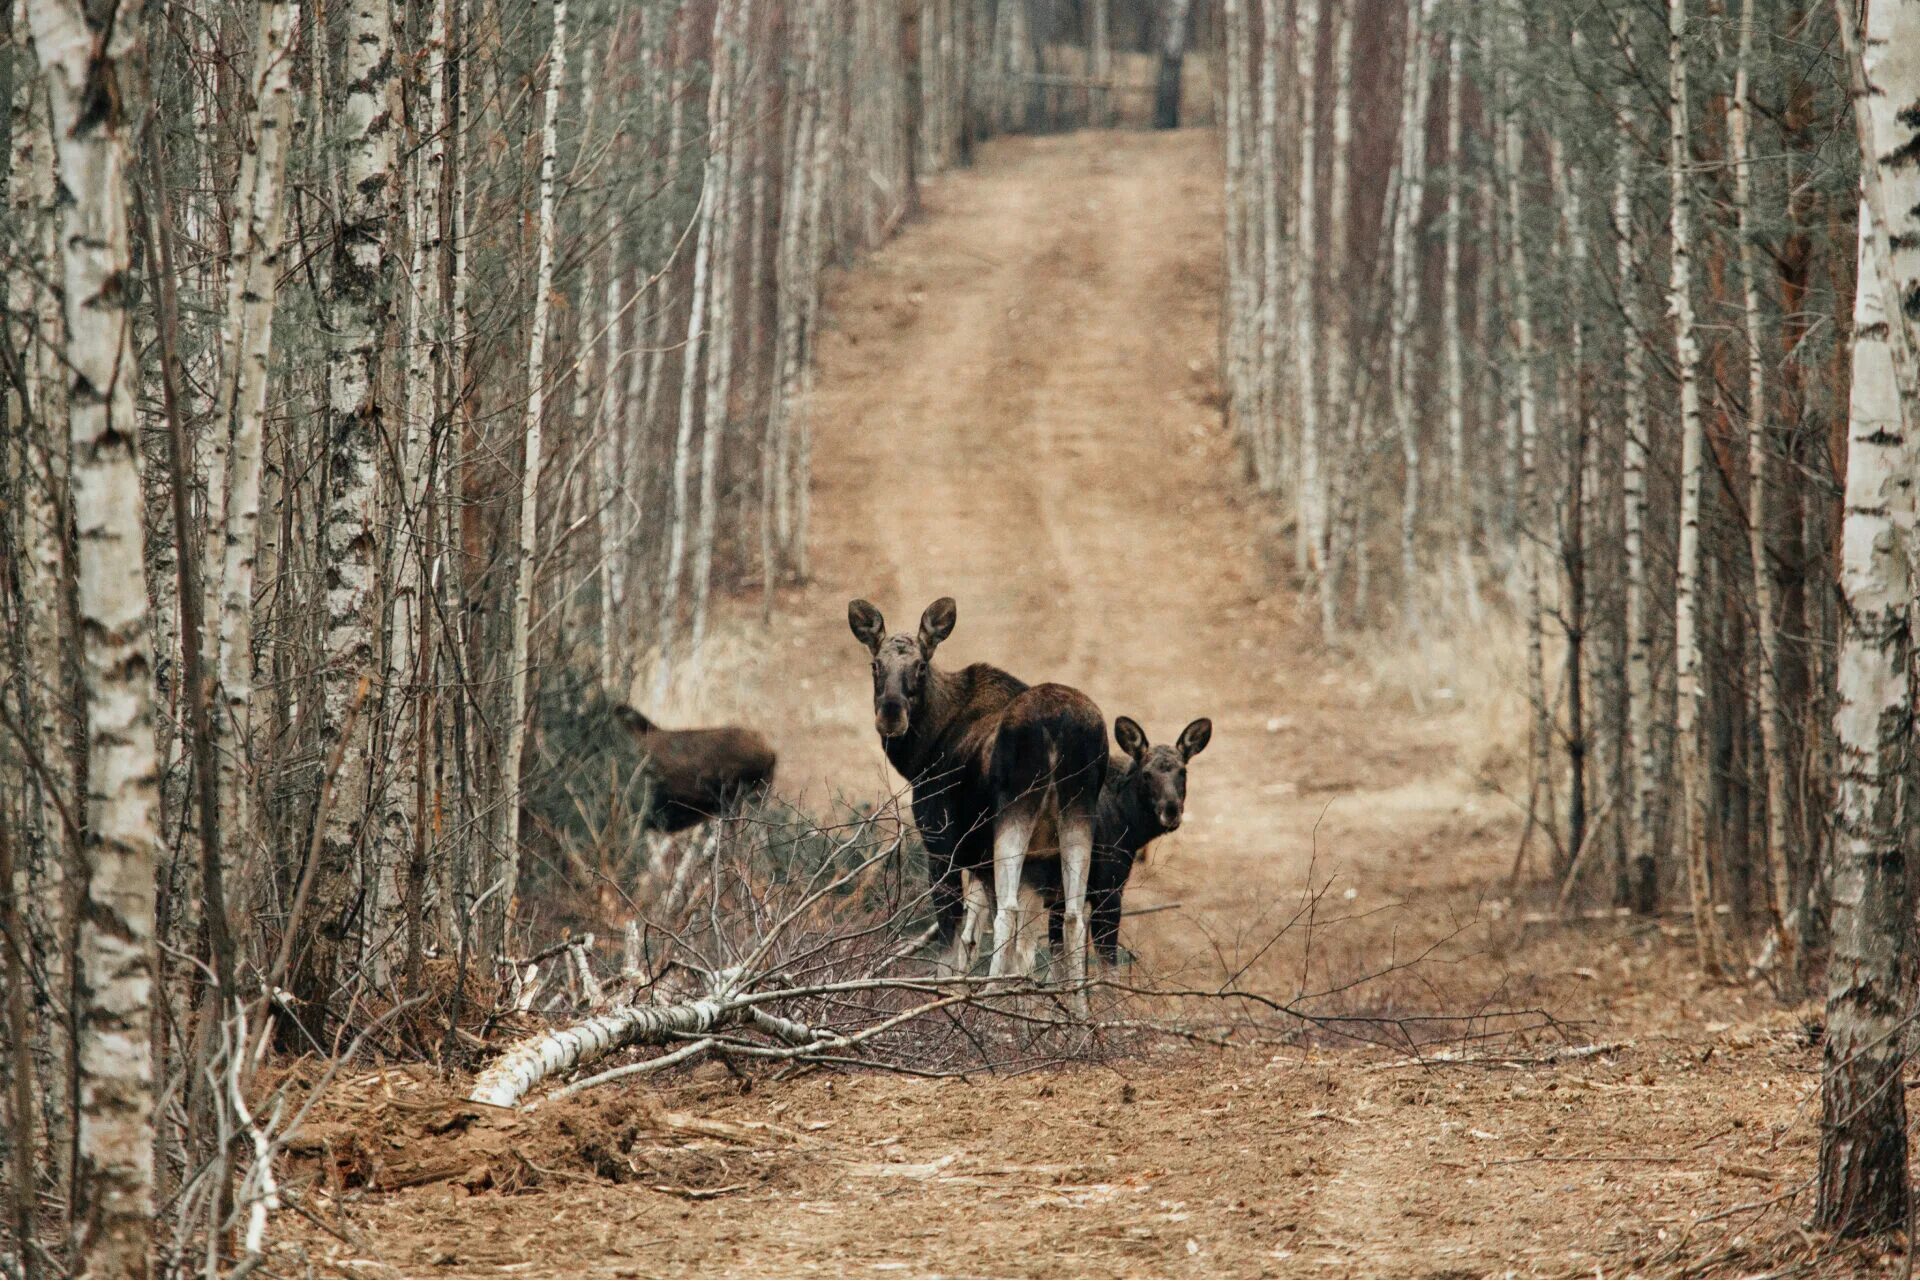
[468,994,735,1109]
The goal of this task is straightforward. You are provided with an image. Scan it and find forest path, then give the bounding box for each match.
[306,132,1826,1280]
[701,128,1474,982]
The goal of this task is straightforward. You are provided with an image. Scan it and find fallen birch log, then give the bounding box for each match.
[469,991,737,1108]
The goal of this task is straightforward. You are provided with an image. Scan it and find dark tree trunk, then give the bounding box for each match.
[1153,0,1192,128]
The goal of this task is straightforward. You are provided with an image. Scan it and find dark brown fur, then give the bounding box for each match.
[848,598,1107,954]
[1032,716,1211,962]
[612,705,776,832]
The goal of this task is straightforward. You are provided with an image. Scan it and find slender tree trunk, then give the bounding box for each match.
[691,0,755,670]
[1153,0,1192,128]
[1667,0,1727,973]
[1729,0,1792,968]
[210,0,300,948]
[1293,0,1323,580]
[25,3,157,1273]
[1089,0,1111,126]
[1389,0,1436,632]
[1441,32,1474,617]
[1254,0,1285,494]
[498,0,569,946]
[1613,64,1657,915]
[656,0,733,697]
[1499,5,1550,868]
[1317,0,1353,641]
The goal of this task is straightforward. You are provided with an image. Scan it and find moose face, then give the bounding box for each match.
[848,597,955,739]
[1114,716,1212,833]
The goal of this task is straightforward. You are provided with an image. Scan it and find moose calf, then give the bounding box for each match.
[1033,715,1212,965]
[848,597,1107,1001]
[612,705,776,832]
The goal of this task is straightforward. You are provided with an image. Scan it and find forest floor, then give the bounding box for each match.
[282,131,1890,1278]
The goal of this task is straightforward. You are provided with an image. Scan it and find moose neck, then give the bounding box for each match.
[1104,759,1165,851]
[883,662,966,782]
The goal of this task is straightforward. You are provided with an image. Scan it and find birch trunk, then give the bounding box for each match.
[1318,0,1354,641]
[1730,0,1792,963]
[1441,32,1472,615]
[1254,0,1285,494]
[1499,8,1549,861]
[1667,0,1727,973]
[1294,0,1323,580]
[656,0,733,697]
[25,2,157,1272]
[691,0,754,669]
[767,1,819,588]
[1817,201,1917,1236]
[9,3,76,1174]
[1219,0,1252,455]
[1816,0,1920,1232]
[308,0,398,1013]
[1389,0,1436,631]
[1613,67,1657,915]
[469,991,738,1109]
[599,207,629,694]
[499,0,569,939]
[210,0,301,931]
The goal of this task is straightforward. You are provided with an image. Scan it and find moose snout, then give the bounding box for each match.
[876,699,911,738]
[1158,806,1182,831]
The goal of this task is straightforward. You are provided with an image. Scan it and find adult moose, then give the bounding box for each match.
[1034,715,1212,964]
[848,597,1107,1006]
[612,705,776,832]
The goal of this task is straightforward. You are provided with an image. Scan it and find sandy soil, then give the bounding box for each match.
[277,131,1885,1279]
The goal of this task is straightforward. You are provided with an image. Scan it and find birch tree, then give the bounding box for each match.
[25,2,158,1272]
[498,0,570,939]
[1666,0,1727,973]
[305,0,400,1011]
[1817,0,1920,1236]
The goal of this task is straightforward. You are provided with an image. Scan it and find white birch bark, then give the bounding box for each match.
[1835,0,1920,429]
[790,0,841,583]
[469,991,737,1109]
[25,2,156,1272]
[1254,0,1286,494]
[1819,135,1920,1250]
[656,0,733,698]
[499,0,569,932]
[1317,0,1354,641]
[1499,5,1549,857]
[1816,0,1920,1229]
[599,207,629,694]
[209,0,301,939]
[311,0,399,1005]
[1613,65,1657,913]
[1729,0,1792,959]
[768,1,819,571]
[1293,0,1324,579]
[1667,0,1727,972]
[691,0,755,669]
[1441,32,1473,616]
[1389,0,1437,630]
[9,3,75,1111]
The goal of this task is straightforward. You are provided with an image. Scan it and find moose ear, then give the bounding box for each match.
[848,599,886,653]
[918,597,957,653]
[1113,716,1149,762]
[1176,717,1212,761]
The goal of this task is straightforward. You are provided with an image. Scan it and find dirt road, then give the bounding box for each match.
[291,132,1846,1279]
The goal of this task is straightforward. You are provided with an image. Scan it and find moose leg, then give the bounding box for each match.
[951,871,990,974]
[1058,810,1093,1015]
[989,807,1037,979]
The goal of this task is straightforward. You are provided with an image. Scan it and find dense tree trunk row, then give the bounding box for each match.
[0,1,991,1271]
[1216,0,1918,1238]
